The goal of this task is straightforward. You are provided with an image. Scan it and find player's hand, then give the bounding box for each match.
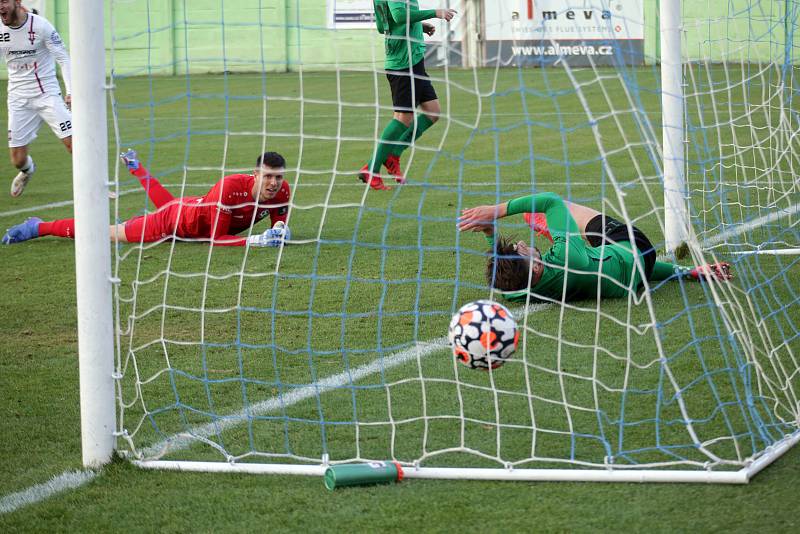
[64,94,72,110]
[690,262,732,281]
[120,149,140,171]
[436,9,457,21]
[248,222,290,248]
[422,22,436,36]
[457,204,507,232]
[272,221,291,243]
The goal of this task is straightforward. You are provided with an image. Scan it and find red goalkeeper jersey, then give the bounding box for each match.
[124,173,291,246]
[177,173,290,243]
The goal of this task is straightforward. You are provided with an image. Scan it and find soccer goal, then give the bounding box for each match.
[73,0,799,484]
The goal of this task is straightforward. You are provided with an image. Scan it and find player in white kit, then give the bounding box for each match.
[0,1,72,197]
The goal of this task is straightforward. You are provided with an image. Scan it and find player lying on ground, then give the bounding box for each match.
[0,0,73,197]
[3,150,292,247]
[359,1,457,190]
[457,192,731,303]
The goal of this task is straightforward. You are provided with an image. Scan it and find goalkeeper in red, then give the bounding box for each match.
[457,193,731,302]
[3,150,292,247]
[359,1,457,190]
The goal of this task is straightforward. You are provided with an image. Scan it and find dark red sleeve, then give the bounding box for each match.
[268,180,292,226]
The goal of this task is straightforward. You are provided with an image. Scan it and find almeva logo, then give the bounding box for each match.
[519,1,613,21]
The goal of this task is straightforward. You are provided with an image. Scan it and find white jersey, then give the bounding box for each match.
[1,13,71,99]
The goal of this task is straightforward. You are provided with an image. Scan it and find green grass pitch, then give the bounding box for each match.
[1,67,798,531]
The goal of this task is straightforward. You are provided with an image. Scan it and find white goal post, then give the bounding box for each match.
[660,0,689,255]
[70,0,115,468]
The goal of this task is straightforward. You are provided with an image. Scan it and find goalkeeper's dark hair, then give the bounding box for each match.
[256,152,286,169]
[486,236,532,291]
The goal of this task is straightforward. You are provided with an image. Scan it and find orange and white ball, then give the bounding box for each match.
[448,300,519,370]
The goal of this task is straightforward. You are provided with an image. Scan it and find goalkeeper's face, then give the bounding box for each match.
[253,164,285,202]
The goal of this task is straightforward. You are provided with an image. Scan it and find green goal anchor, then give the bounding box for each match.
[324,462,404,490]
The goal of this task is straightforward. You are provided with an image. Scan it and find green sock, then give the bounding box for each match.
[369,119,408,173]
[391,114,435,157]
[650,260,691,281]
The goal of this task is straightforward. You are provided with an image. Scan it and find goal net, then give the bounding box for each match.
[106,0,799,482]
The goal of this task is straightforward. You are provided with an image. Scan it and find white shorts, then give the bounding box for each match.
[7,92,72,148]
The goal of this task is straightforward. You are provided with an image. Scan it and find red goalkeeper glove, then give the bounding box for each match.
[689,262,732,281]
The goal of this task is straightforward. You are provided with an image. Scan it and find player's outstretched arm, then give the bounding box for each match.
[457,202,508,233]
[650,260,733,282]
[42,20,72,98]
[388,2,453,24]
[459,193,590,269]
[459,193,581,239]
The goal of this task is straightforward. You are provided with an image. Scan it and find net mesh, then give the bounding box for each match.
[110,0,799,473]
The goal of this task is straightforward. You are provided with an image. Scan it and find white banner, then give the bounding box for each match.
[484,0,644,41]
[327,1,466,66]
[328,1,465,39]
[328,0,375,29]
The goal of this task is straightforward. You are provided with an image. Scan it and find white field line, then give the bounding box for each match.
[701,201,800,247]
[135,303,548,457]
[0,470,98,515]
[141,302,550,458]
[0,337,451,514]
[141,338,450,458]
[0,301,546,512]
[0,186,139,219]
[0,199,79,218]
[727,248,800,255]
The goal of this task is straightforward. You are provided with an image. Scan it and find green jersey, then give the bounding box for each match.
[374,1,437,70]
[494,193,648,303]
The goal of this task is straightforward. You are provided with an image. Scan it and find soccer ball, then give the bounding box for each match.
[448,300,519,370]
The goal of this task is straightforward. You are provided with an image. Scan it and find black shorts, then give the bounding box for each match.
[386,60,438,112]
[585,214,657,281]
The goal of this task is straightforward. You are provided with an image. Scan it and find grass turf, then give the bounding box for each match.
[1,67,798,530]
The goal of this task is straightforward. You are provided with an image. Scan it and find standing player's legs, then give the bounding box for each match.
[7,96,42,197]
[378,109,414,185]
[360,60,438,190]
[360,93,408,191]
[39,92,73,153]
[384,61,440,183]
[8,93,73,197]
